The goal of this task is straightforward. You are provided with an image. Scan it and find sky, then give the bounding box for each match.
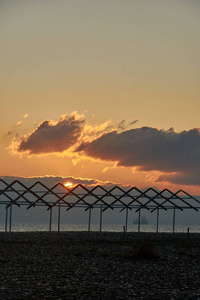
[1,0,200,194]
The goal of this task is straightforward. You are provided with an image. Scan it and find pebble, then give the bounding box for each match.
[0,231,200,299]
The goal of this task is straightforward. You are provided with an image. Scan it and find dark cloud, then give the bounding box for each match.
[118,119,138,131]
[7,131,13,136]
[76,127,200,186]
[118,120,126,130]
[17,114,84,154]
[157,172,200,186]
[5,131,18,138]
[129,120,138,126]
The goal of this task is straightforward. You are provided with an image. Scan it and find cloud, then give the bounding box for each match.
[118,120,126,130]
[129,120,138,126]
[117,119,138,131]
[76,127,200,186]
[16,112,84,154]
[4,121,22,139]
[157,172,200,186]
[5,131,19,138]
[16,121,22,126]
[6,131,14,136]
[0,175,120,188]
[8,111,200,187]
[9,112,115,156]
[82,120,113,141]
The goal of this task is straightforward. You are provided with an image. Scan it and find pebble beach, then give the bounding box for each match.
[0,231,200,299]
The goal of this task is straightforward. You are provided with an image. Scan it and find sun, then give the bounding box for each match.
[64,182,73,188]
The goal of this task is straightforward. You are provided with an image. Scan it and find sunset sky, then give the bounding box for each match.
[1,0,200,194]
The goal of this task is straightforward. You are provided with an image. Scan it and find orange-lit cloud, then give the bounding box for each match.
[0,175,120,188]
[81,120,113,142]
[8,112,114,157]
[16,121,22,126]
[14,112,85,155]
[7,112,200,187]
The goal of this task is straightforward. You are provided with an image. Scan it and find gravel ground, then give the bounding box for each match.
[0,231,200,300]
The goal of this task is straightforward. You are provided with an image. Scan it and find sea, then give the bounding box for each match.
[1,223,200,233]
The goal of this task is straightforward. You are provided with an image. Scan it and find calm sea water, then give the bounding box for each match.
[1,223,200,233]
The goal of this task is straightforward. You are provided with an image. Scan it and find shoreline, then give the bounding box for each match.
[1,222,200,232]
[0,230,199,241]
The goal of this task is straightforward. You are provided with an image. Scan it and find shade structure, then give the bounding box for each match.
[0,179,199,212]
[1,179,200,240]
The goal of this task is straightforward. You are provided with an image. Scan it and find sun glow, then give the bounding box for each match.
[64,182,73,188]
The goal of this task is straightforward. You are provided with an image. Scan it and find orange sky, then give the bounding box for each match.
[1,1,200,195]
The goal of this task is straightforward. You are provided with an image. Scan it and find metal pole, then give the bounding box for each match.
[125,207,128,234]
[99,205,103,233]
[88,207,91,232]
[58,203,61,232]
[9,204,12,241]
[172,207,176,235]
[156,208,159,233]
[138,209,141,233]
[49,208,52,232]
[123,225,126,238]
[187,227,190,239]
[5,206,8,233]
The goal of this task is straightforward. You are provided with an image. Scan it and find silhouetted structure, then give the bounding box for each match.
[0,179,200,239]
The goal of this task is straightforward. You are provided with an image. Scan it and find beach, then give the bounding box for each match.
[0,231,200,299]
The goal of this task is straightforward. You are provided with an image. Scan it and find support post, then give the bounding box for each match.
[88,207,91,232]
[172,208,176,235]
[187,227,190,239]
[137,208,141,239]
[9,204,12,241]
[123,225,126,238]
[125,207,128,235]
[5,205,8,233]
[138,209,141,233]
[58,203,61,233]
[49,208,52,232]
[99,205,103,233]
[156,208,159,233]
